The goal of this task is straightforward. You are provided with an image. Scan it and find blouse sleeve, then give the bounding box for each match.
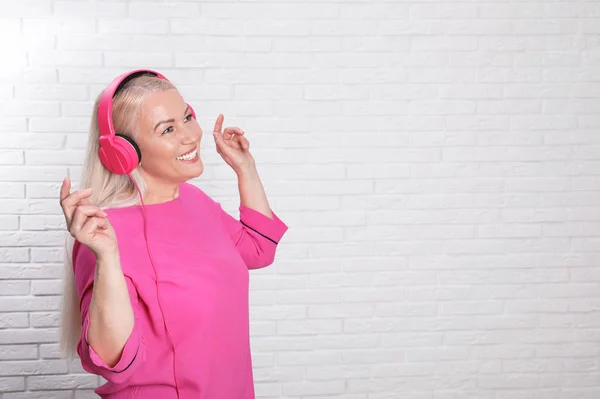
[73,241,145,384]
[217,203,289,269]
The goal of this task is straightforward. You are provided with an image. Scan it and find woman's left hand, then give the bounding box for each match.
[212,113,256,175]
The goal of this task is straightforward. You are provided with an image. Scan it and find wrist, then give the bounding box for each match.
[95,250,120,265]
[236,164,258,179]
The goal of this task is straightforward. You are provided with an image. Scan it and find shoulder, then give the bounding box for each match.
[181,182,217,205]
[180,181,223,220]
[181,181,204,197]
[102,206,142,236]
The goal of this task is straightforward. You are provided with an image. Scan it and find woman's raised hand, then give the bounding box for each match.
[60,177,119,260]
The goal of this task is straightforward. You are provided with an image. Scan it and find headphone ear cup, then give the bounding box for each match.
[99,134,141,175]
[115,134,142,163]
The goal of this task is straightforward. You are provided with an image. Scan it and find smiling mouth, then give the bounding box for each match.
[176,147,198,161]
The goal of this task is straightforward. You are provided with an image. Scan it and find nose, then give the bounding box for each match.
[180,121,200,144]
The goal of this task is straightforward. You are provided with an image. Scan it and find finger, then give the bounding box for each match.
[69,206,107,237]
[76,193,90,206]
[61,188,93,210]
[223,127,244,141]
[61,188,93,225]
[79,216,104,238]
[60,177,73,224]
[90,217,109,231]
[60,177,71,203]
[98,218,109,230]
[239,135,250,151]
[73,206,107,222]
[213,134,223,155]
[213,127,228,153]
[229,134,245,150]
[213,113,224,135]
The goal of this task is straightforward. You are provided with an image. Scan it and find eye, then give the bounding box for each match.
[162,126,174,135]
[184,113,193,122]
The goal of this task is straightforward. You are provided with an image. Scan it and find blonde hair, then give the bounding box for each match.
[59,74,175,359]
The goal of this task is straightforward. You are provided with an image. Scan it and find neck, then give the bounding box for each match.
[143,189,179,205]
[140,175,180,205]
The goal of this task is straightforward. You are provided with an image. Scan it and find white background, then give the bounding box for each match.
[1,0,600,398]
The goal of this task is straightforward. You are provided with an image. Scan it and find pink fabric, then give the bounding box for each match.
[73,182,288,398]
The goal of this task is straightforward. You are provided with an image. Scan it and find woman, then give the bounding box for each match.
[58,70,288,398]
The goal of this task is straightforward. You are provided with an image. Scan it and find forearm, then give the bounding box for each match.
[237,165,273,219]
[87,253,135,368]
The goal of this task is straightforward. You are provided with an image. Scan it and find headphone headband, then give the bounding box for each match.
[97,69,168,142]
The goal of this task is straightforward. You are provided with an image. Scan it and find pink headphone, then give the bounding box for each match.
[97,69,196,175]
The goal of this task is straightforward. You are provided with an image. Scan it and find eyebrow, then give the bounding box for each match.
[153,105,190,131]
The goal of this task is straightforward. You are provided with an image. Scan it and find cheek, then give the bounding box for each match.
[142,142,178,166]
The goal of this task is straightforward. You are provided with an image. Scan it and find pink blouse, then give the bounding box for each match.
[73,182,289,398]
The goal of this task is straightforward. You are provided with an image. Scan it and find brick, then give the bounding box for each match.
[0,281,30,295]
[23,18,95,34]
[129,2,200,18]
[39,344,62,359]
[98,19,168,34]
[0,1,51,16]
[0,216,19,230]
[29,51,102,67]
[282,381,345,396]
[54,1,127,17]
[0,345,37,361]
[14,85,87,101]
[0,360,68,376]
[202,4,338,19]
[0,249,29,263]
[28,374,96,390]
[172,19,242,35]
[5,391,73,399]
[1,134,67,150]
[0,313,29,328]
[0,296,61,312]
[0,377,25,393]
[30,312,60,328]
[104,51,173,68]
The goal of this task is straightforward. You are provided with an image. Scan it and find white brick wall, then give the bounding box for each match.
[0,0,599,397]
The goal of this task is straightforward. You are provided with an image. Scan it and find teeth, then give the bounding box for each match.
[177,148,197,161]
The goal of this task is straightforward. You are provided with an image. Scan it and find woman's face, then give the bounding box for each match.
[135,89,204,185]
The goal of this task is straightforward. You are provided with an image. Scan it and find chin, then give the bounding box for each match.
[179,159,204,180]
